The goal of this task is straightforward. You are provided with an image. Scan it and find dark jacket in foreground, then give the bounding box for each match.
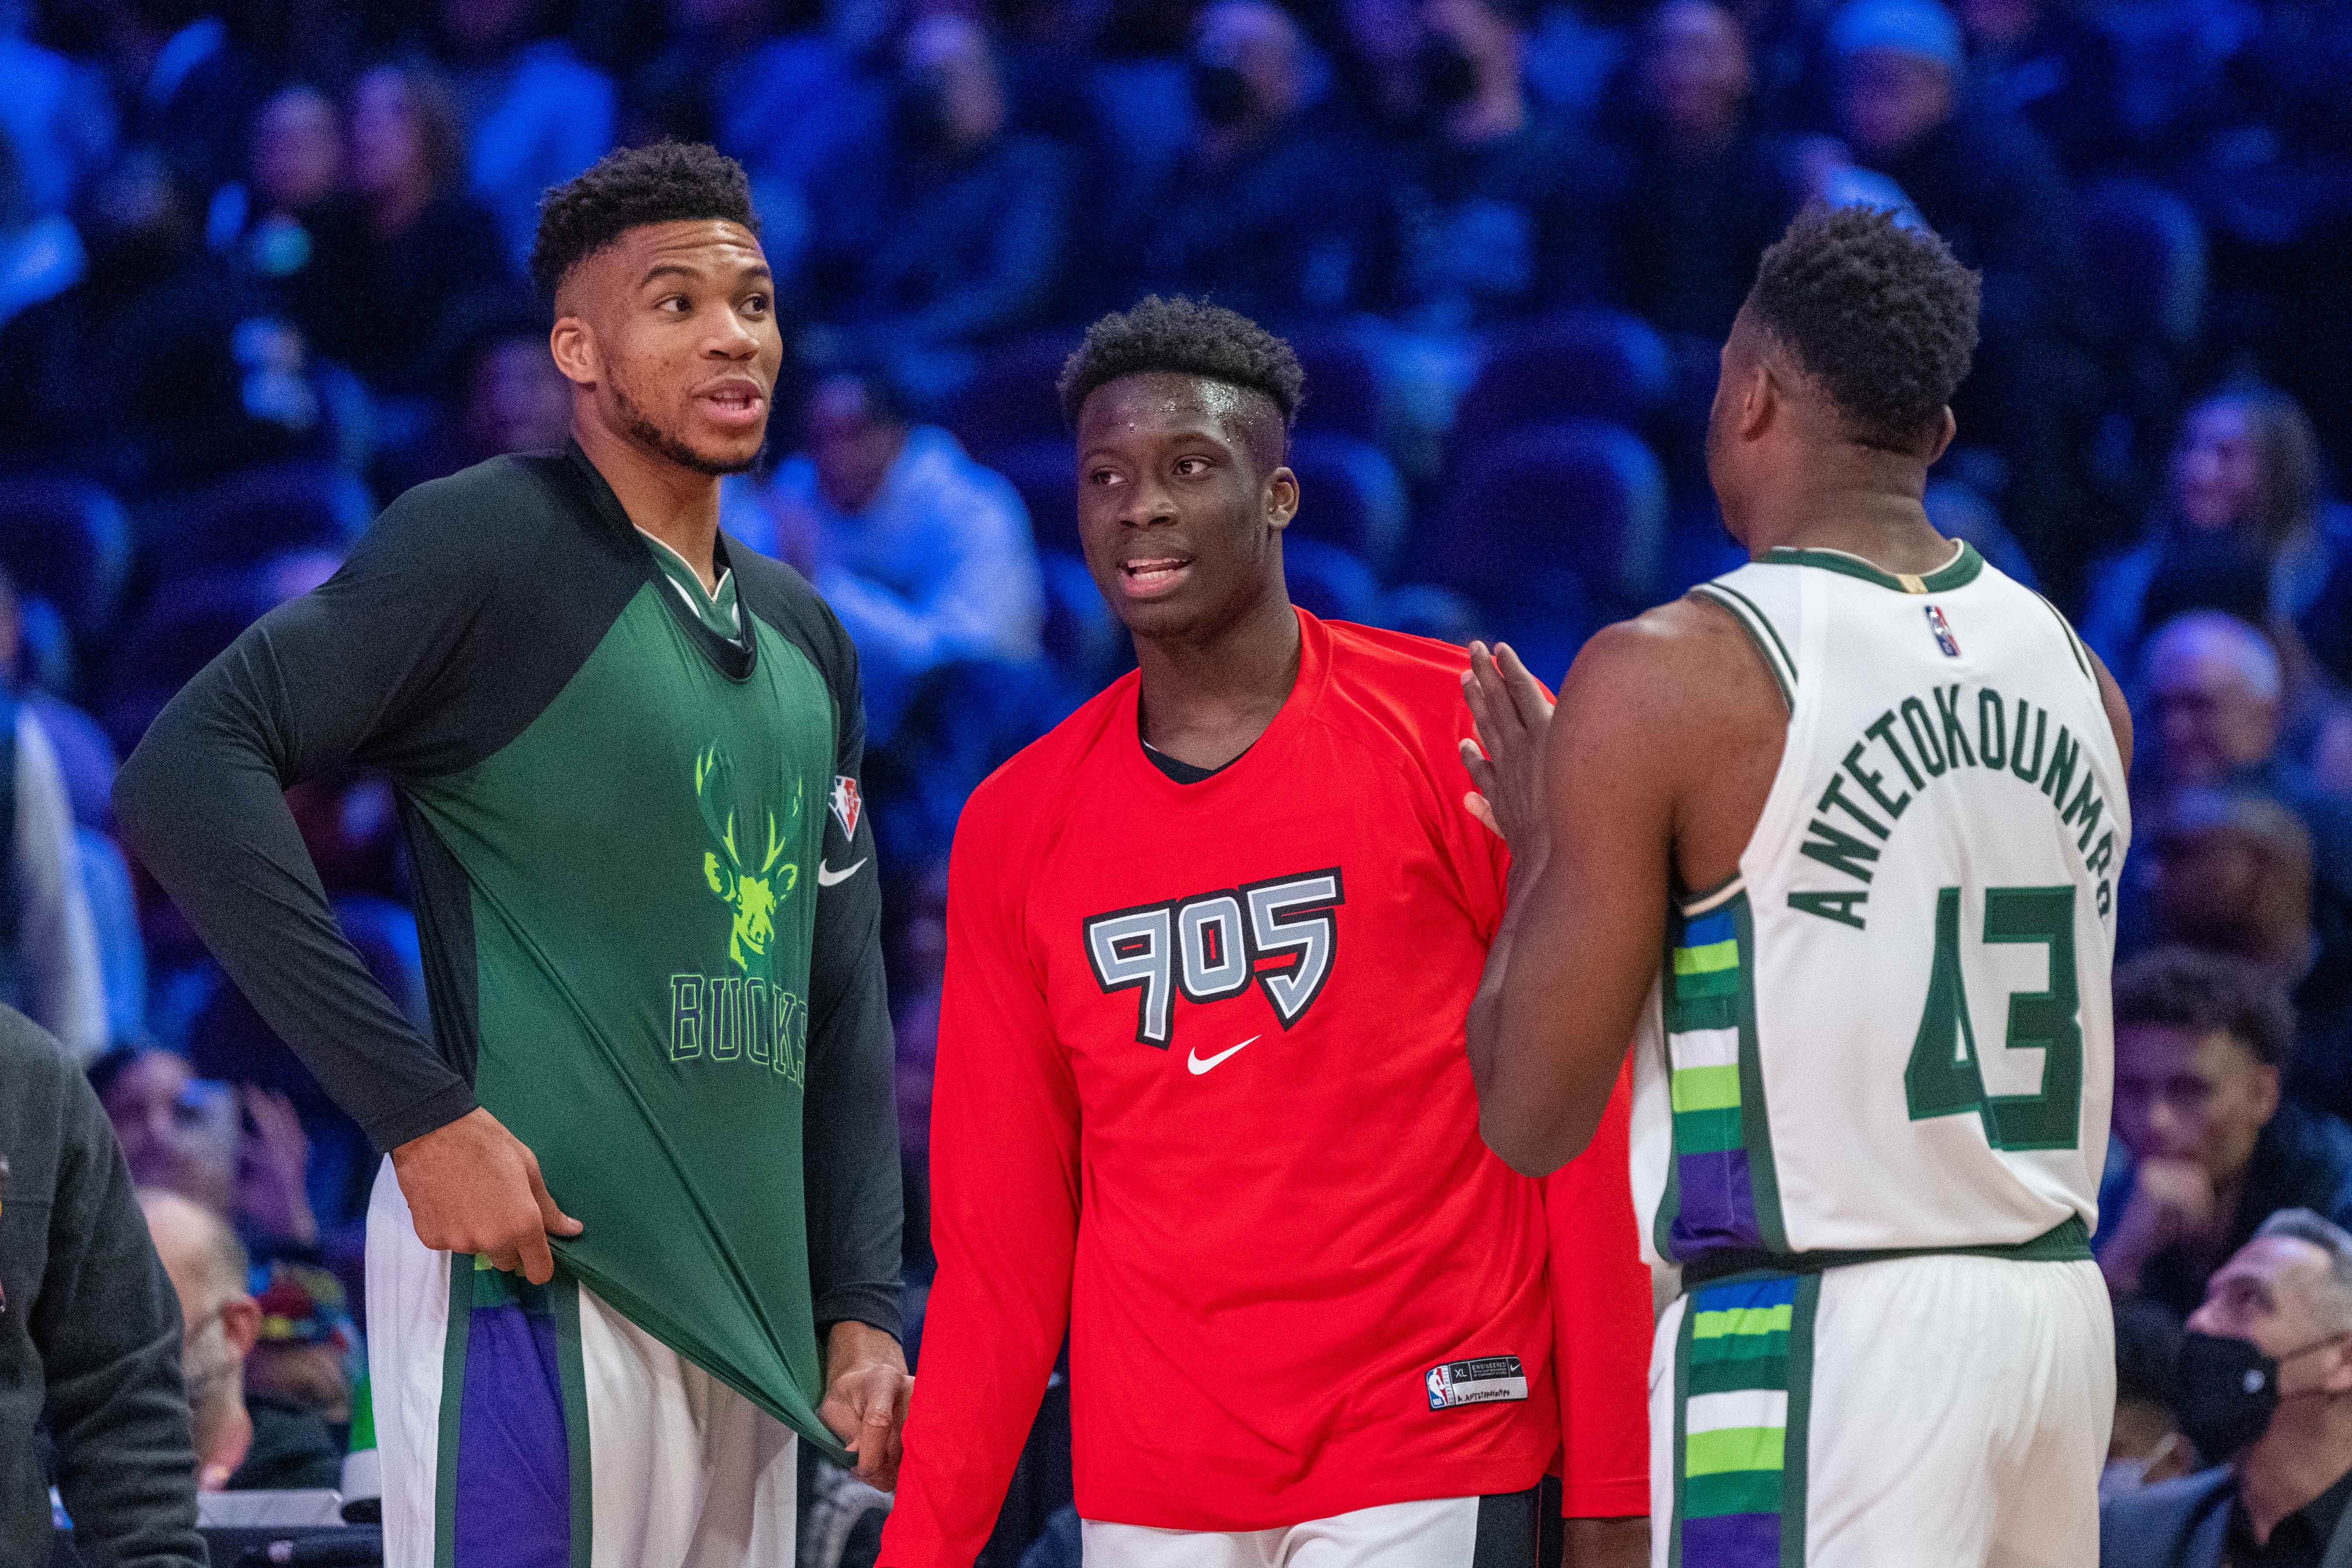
[2102,1464,2352,1568]
[0,1009,204,1568]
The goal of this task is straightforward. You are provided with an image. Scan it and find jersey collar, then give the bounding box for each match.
[1762,539,1982,594]
[637,526,742,640]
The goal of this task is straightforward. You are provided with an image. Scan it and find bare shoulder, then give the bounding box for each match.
[2086,643,2135,774]
[1558,594,1783,739]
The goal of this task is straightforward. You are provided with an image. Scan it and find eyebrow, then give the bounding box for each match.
[638,261,774,288]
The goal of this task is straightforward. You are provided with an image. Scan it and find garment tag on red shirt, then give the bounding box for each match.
[1425,1354,1527,1410]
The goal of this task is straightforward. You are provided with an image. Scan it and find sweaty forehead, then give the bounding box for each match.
[1081,373,1279,458]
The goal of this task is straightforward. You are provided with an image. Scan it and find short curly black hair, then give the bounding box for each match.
[1057,295,1306,438]
[1746,204,1981,455]
[529,141,759,304]
[2114,946,2296,1068]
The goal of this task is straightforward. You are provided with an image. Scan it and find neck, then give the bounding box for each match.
[1134,585,1301,771]
[574,416,725,590]
[1734,456,1953,574]
[193,1392,253,1491]
[2241,1401,2352,1542]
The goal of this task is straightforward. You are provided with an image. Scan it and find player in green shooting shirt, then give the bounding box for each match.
[116,143,908,1568]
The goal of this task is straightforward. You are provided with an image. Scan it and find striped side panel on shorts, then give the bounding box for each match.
[1669,1273,1819,1568]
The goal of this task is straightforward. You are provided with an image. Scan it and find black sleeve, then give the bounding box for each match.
[754,560,904,1342]
[30,1022,206,1568]
[113,475,527,1153]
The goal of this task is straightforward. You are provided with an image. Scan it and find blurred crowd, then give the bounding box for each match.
[2,0,2352,1556]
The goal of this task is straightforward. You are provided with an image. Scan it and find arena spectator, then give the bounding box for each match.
[206,85,344,307]
[1606,0,1799,343]
[383,317,570,493]
[139,1188,342,1491]
[1828,0,2090,579]
[2085,389,2347,676]
[1369,0,1617,330]
[0,1010,203,1568]
[103,0,262,197]
[809,14,1072,401]
[0,146,325,488]
[244,1260,356,1441]
[2101,947,2352,1320]
[1106,0,1379,324]
[0,15,112,219]
[2101,1209,2352,1563]
[94,1046,320,1254]
[434,0,616,273]
[746,371,1045,746]
[2106,1296,2193,1499]
[0,130,86,330]
[297,64,519,407]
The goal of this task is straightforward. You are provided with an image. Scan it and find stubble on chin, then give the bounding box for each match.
[614,382,762,477]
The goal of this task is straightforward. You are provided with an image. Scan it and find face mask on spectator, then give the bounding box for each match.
[1417,37,1478,109]
[1191,61,1255,126]
[2176,1330,2344,1459]
[2097,1433,2180,1500]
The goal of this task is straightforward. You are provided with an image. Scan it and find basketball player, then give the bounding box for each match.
[115,144,908,1567]
[879,297,1651,1567]
[1463,206,2134,1567]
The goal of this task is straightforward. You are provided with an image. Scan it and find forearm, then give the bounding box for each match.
[115,640,473,1150]
[1565,1516,1650,1568]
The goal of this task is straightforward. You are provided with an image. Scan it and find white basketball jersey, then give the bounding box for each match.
[1629,540,2128,1270]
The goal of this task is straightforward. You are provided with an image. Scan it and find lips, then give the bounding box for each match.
[1117,555,1193,598]
[694,379,767,428]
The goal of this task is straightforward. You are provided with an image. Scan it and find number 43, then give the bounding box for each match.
[1904,884,2083,1151]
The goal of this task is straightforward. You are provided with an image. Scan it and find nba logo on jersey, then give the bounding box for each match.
[1924,604,1962,657]
[829,776,862,840]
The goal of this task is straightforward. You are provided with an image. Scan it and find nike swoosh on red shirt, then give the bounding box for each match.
[1185,1036,1260,1075]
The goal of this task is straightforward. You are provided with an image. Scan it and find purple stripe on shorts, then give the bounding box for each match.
[1682,1510,1782,1568]
[452,1302,571,1568]
[1672,1148,1763,1258]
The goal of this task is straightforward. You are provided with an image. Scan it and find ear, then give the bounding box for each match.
[2317,1335,2352,1396]
[548,314,598,389]
[2251,1060,2283,1126]
[1923,407,1958,466]
[1265,465,1299,534]
[1738,360,1776,442]
[219,1296,262,1358]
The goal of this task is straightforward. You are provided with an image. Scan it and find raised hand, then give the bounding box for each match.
[238,1085,319,1247]
[389,1108,583,1283]
[1458,640,1557,853]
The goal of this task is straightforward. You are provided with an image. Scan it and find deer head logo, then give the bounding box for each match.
[694,743,799,972]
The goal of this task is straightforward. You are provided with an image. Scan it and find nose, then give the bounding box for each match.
[1116,472,1178,530]
[705,308,759,360]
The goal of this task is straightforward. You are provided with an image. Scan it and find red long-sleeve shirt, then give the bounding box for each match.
[881,611,1647,1565]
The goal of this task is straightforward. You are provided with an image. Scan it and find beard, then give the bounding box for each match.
[613,380,762,478]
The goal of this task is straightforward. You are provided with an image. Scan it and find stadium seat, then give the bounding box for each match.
[0,475,133,636]
[1287,334,1386,442]
[1447,311,1672,471]
[979,439,1081,557]
[2084,178,2208,350]
[1285,431,1410,572]
[948,335,1081,456]
[1411,421,1668,677]
[157,463,375,579]
[1282,539,1383,626]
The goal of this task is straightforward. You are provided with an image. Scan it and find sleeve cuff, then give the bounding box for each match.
[365,1080,480,1154]
[814,1284,904,1345]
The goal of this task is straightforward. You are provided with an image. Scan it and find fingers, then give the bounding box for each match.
[518,1226,556,1286]
[1461,653,1509,758]
[1492,642,1555,726]
[526,1151,584,1238]
[857,1399,897,1489]
[1463,792,1502,838]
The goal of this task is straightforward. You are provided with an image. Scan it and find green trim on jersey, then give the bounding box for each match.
[1681,1215,2094,1291]
[2027,590,2096,684]
[433,1263,471,1568]
[640,530,743,641]
[554,1277,594,1568]
[1667,1272,1821,1568]
[1762,540,1983,595]
[1691,583,1798,710]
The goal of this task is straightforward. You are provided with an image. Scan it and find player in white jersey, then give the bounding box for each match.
[1457,206,2136,1568]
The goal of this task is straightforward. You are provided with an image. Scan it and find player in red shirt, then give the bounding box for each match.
[879,297,1650,1568]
